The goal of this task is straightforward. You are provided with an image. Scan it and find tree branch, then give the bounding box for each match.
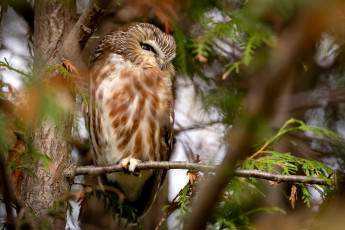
[73,161,215,176]
[174,121,223,135]
[61,0,115,66]
[279,87,345,113]
[0,152,15,229]
[69,161,329,186]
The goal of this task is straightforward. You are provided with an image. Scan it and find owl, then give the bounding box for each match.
[87,22,176,215]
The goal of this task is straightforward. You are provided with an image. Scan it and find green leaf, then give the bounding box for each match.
[162,205,170,211]
[0,58,32,78]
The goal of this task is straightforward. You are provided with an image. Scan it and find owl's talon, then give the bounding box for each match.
[133,170,141,177]
[120,157,142,175]
[122,168,131,175]
[121,163,128,170]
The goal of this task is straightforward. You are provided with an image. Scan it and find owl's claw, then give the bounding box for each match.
[122,168,131,175]
[120,157,141,176]
[132,170,140,177]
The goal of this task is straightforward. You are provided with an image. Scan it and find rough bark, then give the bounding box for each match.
[19,0,76,229]
[33,0,76,69]
[17,0,120,228]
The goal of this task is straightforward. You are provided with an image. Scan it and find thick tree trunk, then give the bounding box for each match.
[19,0,76,229]
[20,121,74,229]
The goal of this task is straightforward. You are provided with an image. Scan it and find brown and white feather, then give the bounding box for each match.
[87,22,175,214]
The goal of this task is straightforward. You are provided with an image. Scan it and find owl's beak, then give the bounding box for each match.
[158,60,164,70]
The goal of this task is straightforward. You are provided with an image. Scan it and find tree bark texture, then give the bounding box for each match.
[33,0,76,68]
[19,0,76,229]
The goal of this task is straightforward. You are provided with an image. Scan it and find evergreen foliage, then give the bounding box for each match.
[1,0,345,229]
[160,119,338,229]
[87,189,141,227]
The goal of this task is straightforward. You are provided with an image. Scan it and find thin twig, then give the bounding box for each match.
[66,183,126,203]
[0,58,31,78]
[248,141,269,159]
[155,213,168,230]
[235,169,328,185]
[155,186,183,230]
[72,161,329,185]
[174,121,223,134]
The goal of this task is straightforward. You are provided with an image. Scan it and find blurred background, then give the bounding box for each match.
[1,0,345,229]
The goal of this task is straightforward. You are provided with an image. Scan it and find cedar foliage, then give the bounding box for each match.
[1,0,345,229]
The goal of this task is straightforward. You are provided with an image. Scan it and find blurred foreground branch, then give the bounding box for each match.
[68,161,329,185]
[281,87,345,113]
[183,2,345,229]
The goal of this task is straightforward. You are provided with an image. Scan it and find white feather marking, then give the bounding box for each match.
[90,53,172,201]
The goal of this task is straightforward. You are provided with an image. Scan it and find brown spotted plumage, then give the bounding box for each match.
[87,22,175,215]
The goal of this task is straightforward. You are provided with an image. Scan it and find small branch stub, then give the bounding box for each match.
[64,164,77,183]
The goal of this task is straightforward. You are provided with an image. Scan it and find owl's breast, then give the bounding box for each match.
[89,58,172,168]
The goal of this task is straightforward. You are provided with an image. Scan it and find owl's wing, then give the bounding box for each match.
[135,106,174,216]
[133,170,163,216]
[83,100,90,135]
[160,106,174,187]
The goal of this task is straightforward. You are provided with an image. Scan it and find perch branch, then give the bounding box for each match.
[74,161,215,176]
[71,161,329,185]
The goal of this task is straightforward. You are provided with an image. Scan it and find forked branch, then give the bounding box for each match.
[61,0,115,65]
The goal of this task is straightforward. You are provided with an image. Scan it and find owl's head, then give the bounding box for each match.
[90,22,176,71]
